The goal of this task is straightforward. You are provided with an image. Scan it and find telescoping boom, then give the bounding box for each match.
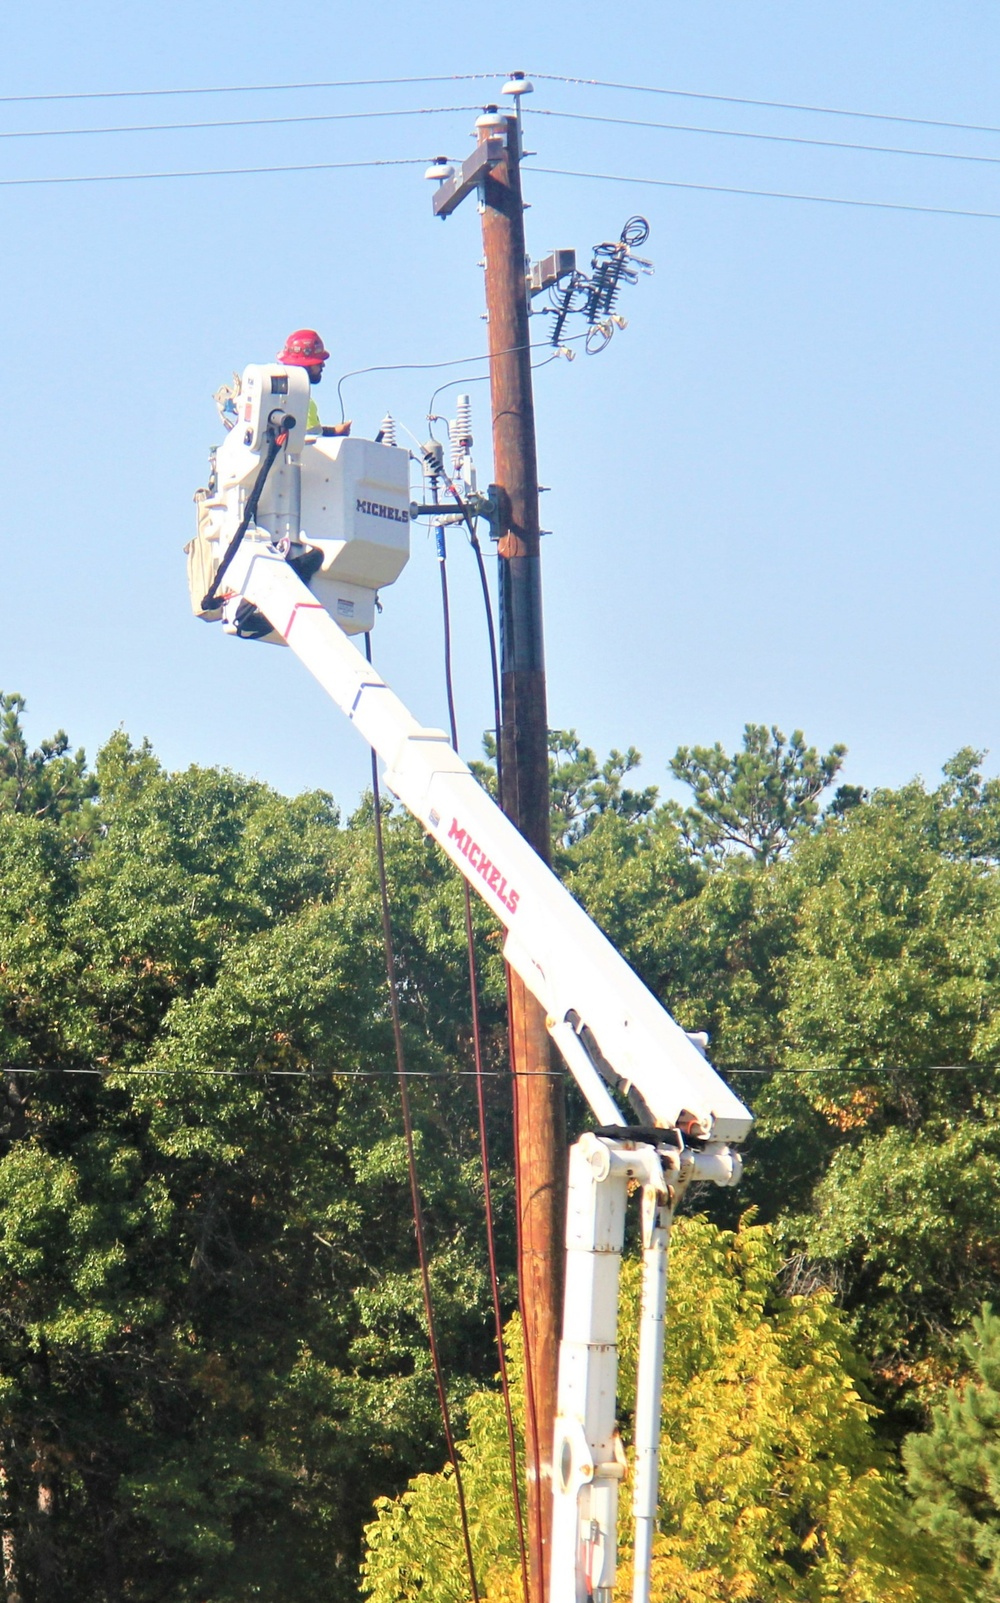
[188,372,752,1603]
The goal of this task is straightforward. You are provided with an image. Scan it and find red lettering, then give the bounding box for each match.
[447,819,519,912]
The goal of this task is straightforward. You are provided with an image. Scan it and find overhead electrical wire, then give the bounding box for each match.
[5,151,1000,221]
[339,335,586,423]
[5,70,996,145]
[530,72,1000,140]
[1,1062,988,1079]
[533,106,1000,170]
[1,1065,566,1078]
[0,156,433,188]
[0,73,501,106]
[0,105,479,141]
[530,164,1000,223]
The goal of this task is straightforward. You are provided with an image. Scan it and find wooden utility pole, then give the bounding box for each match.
[478,106,566,1603]
[431,96,566,1603]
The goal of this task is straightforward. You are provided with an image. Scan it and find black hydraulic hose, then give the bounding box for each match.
[364,634,481,1603]
[435,532,530,1601]
[446,484,504,807]
[201,414,293,611]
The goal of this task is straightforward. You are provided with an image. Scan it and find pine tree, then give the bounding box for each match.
[905,1304,1000,1590]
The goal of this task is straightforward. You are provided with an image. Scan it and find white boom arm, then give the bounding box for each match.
[225,539,752,1148]
[217,534,752,1603]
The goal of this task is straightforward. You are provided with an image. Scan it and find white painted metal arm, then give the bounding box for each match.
[228,541,753,1146]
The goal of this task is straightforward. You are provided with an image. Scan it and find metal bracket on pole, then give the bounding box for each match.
[410,488,502,540]
[432,137,507,219]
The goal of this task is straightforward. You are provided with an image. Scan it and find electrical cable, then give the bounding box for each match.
[425,351,569,430]
[530,165,1000,223]
[530,72,1000,140]
[201,420,288,610]
[2,1063,981,1079]
[446,485,504,806]
[337,334,587,425]
[533,106,1000,170]
[0,156,430,189]
[0,73,502,106]
[364,631,481,1603]
[0,106,479,142]
[433,517,529,1602]
[433,482,544,1595]
[0,1066,568,1079]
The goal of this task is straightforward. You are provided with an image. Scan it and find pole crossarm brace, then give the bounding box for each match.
[432,137,507,218]
[410,488,502,539]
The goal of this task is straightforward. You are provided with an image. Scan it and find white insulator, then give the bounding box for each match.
[449,419,463,475]
[380,413,397,447]
[454,393,472,447]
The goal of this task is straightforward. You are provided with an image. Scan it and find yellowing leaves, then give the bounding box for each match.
[363,1217,973,1603]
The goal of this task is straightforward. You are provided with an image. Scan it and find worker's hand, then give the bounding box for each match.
[322,421,352,437]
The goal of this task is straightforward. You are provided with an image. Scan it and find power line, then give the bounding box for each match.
[0,105,478,142]
[530,165,1000,222]
[3,1066,565,1079]
[3,1063,987,1079]
[0,156,430,189]
[534,106,1000,170]
[337,332,587,421]
[0,73,501,107]
[531,72,1000,140]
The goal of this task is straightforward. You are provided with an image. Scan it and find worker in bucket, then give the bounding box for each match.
[276,329,351,437]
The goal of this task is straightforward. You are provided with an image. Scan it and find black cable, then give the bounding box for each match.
[443,484,504,806]
[201,421,288,611]
[434,528,529,1600]
[0,105,479,142]
[0,73,501,106]
[530,165,1000,223]
[529,72,1000,140]
[338,334,583,426]
[364,632,481,1603]
[534,105,1000,169]
[1,1066,568,1079]
[434,483,542,1586]
[4,1063,978,1079]
[424,351,569,438]
[0,156,429,189]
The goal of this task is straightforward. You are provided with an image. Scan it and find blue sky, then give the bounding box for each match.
[4,2,1000,811]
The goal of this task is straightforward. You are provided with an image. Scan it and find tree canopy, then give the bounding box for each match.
[0,692,998,1600]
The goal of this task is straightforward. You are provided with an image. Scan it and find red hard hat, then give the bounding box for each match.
[277,329,330,366]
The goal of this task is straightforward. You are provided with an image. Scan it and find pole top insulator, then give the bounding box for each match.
[424,156,455,182]
[475,107,508,135]
[502,73,534,97]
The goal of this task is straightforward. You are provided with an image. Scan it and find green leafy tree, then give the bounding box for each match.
[756,776,1000,1380]
[905,1304,1000,1591]
[362,1217,970,1602]
[670,724,846,866]
[0,707,508,1603]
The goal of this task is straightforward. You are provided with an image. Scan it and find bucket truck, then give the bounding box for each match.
[187,362,753,1603]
